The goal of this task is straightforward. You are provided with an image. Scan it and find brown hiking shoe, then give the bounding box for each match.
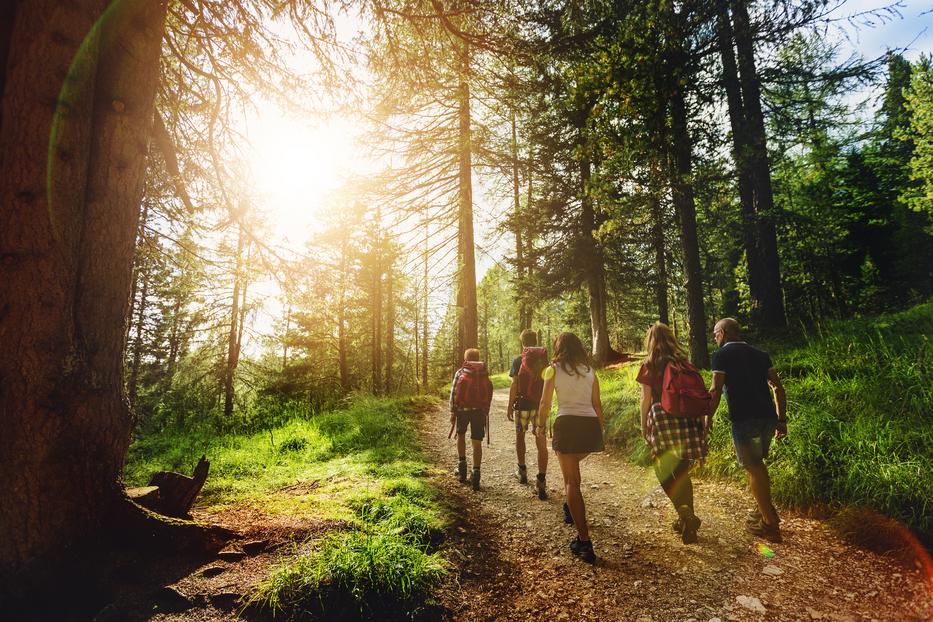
[536,474,548,500]
[747,518,782,543]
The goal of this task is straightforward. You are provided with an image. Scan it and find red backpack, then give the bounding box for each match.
[516,347,547,406]
[660,360,711,418]
[453,361,494,411]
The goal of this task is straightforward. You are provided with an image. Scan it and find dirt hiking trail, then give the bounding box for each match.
[423,388,933,622]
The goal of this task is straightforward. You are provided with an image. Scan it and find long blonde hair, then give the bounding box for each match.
[643,322,689,374]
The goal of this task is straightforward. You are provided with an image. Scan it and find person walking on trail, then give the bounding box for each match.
[709,318,787,543]
[450,348,494,491]
[506,329,550,499]
[636,322,712,544]
[536,332,605,564]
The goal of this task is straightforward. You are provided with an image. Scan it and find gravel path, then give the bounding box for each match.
[423,388,933,622]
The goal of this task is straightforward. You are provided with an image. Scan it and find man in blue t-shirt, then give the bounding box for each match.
[709,317,787,543]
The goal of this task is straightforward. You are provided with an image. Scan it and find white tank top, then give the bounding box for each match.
[552,364,597,418]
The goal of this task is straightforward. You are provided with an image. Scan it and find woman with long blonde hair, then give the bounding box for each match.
[536,332,605,563]
[636,322,710,544]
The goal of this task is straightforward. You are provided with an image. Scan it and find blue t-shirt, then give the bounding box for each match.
[711,342,776,421]
[509,356,521,377]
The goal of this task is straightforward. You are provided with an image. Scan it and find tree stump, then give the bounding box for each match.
[138,456,210,518]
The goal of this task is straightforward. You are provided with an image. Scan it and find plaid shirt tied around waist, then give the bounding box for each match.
[646,403,709,461]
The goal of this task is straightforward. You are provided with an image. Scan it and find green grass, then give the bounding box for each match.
[126,394,449,618]
[489,372,512,390]
[600,301,933,541]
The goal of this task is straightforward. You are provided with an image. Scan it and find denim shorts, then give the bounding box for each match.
[731,418,776,468]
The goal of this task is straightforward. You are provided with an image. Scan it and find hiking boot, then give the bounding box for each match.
[517,464,528,485]
[563,502,574,525]
[569,537,596,564]
[536,473,548,500]
[676,505,701,545]
[457,460,467,484]
[471,468,480,491]
[747,518,782,543]
[746,506,780,526]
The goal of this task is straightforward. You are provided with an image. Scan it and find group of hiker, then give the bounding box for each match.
[449,319,787,564]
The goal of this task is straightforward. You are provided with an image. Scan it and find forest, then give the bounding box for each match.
[1,0,931,620]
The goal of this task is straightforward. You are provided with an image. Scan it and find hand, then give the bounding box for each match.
[774,420,788,441]
[506,409,514,422]
[536,423,547,440]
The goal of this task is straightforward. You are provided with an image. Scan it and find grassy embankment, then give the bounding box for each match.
[600,302,933,541]
[125,394,448,619]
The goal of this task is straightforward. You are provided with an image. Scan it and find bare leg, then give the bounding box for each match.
[472,439,482,468]
[535,427,549,476]
[745,463,779,525]
[515,427,526,465]
[557,451,590,540]
[457,432,466,459]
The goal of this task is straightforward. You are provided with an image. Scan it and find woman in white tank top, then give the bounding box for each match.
[536,332,605,564]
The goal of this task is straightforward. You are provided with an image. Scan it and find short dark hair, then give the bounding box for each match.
[464,348,481,362]
[520,329,538,347]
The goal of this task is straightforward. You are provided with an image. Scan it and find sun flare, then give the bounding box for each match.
[246,106,361,244]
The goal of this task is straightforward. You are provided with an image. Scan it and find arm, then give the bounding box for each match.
[449,371,458,424]
[507,376,518,421]
[768,367,787,439]
[591,374,604,430]
[709,371,726,434]
[535,367,555,438]
[639,383,652,440]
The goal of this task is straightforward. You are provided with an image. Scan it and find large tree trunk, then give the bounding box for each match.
[730,0,787,328]
[579,148,611,366]
[716,2,765,319]
[0,0,167,588]
[457,45,478,351]
[668,69,711,368]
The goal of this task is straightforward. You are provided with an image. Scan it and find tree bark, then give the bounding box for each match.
[668,66,711,368]
[0,0,167,588]
[372,219,383,395]
[422,221,429,390]
[649,182,670,326]
[128,256,150,406]
[716,2,765,319]
[730,0,787,328]
[579,146,610,366]
[510,106,530,330]
[457,44,478,351]
[223,222,245,422]
[384,257,395,394]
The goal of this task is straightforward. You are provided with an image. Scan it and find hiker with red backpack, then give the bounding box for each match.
[636,322,712,544]
[450,348,495,491]
[506,329,550,499]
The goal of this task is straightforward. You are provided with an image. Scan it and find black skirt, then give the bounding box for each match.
[552,415,604,454]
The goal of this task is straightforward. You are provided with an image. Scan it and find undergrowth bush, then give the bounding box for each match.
[601,302,933,541]
[126,393,448,618]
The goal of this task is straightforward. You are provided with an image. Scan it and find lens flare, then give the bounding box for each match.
[757,543,775,558]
